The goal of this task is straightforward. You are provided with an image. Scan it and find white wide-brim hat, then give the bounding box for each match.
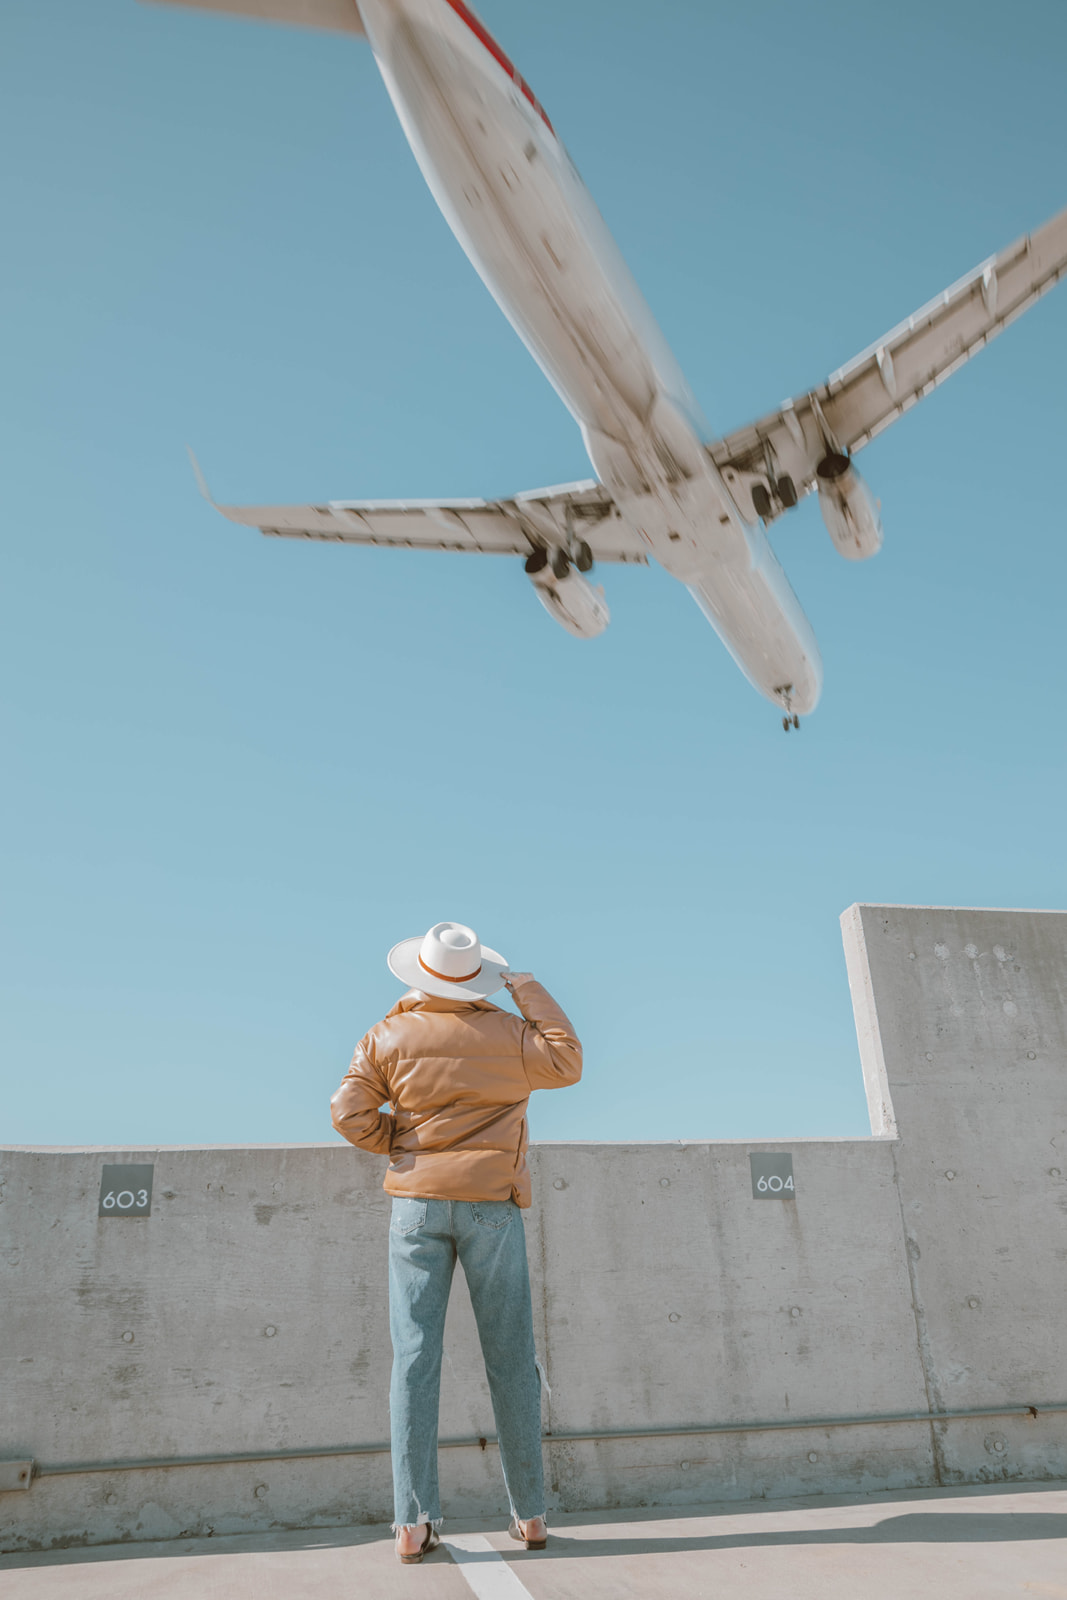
[387,921,509,1001]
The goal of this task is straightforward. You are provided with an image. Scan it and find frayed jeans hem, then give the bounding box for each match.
[391,1515,444,1534]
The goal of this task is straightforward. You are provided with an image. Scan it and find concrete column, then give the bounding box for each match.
[841,904,1067,1486]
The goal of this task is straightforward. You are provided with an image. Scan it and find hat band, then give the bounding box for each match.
[419,954,483,985]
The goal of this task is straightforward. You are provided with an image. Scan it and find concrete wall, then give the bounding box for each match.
[2,904,1066,1551]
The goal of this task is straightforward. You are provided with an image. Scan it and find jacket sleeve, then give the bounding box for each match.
[514,979,583,1090]
[331,1034,396,1153]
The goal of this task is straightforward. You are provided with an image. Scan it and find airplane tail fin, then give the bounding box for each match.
[140,1,365,36]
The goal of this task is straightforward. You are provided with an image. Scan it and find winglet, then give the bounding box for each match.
[187,446,216,505]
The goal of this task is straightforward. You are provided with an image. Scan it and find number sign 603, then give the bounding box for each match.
[98,1163,154,1219]
[101,1189,149,1210]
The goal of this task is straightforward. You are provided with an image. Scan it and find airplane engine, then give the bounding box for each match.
[816,454,883,561]
[524,548,610,639]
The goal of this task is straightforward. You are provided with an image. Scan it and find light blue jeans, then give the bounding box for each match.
[388,1196,546,1528]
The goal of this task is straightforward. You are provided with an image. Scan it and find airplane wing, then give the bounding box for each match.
[209,479,649,564]
[710,202,1067,524]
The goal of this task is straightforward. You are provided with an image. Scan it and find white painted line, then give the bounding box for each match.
[441,1532,536,1600]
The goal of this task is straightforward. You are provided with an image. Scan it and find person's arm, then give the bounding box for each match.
[330,1034,396,1152]
[506,974,583,1090]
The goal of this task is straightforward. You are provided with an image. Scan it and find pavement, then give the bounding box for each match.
[2,1482,1066,1600]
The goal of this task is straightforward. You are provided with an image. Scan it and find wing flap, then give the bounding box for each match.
[218,498,524,553]
[826,203,1067,451]
[710,202,1067,520]
[213,481,648,563]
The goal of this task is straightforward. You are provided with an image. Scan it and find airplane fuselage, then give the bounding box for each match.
[358,0,823,714]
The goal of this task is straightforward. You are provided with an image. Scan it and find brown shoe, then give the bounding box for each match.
[396,1525,440,1564]
[508,1516,547,1550]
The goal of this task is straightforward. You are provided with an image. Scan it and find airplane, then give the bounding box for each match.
[148,0,1067,729]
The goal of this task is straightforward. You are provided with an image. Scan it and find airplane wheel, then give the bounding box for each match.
[793,715,800,729]
[752,483,773,519]
[574,540,594,573]
[551,548,570,579]
[525,547,549,575]
[782,716,791,732]
[777,475,798,508]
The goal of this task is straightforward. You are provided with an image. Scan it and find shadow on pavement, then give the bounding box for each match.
[515,1511,1067,1560]
[5,1491,1066,1570]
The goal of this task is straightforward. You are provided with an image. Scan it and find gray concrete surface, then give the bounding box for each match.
[2,904,1066,1553]
[2,1484,1065,1600]
[843,904,1067,1485]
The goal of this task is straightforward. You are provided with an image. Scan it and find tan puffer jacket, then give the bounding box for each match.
[330,978,582,1207]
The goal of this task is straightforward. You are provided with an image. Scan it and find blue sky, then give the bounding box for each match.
[3,0,1066,1149]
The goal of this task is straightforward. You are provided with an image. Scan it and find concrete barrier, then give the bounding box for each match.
[2,904,1065,1551]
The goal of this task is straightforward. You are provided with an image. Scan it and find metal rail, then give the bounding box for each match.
[31,1401,1067,1481]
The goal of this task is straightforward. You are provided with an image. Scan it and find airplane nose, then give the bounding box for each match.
[788,650,823,717]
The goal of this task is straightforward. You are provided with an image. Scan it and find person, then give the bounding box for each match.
[331,921,583,1564]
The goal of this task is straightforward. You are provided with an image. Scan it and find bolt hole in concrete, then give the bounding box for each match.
[121,1331,134,1343]
[552,1179,566,1190]
[1027,1050,1037,1059]
[808,1452,819,1462]
[263,1325,277,1338]
[790,1307,802,1318]
[967,1298,980,1309]
[659,1178,670,1187]
[668,1312,681,1323]
[945,1170,956,1180]
[253,1483,269,1498]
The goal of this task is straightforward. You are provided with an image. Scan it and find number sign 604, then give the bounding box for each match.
[749,1153,796,1199]
[756,1173,794,1194]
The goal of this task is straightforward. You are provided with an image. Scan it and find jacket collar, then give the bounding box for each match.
[388,989,501,1016]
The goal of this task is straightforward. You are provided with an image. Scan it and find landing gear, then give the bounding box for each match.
[776,687,801,732]
[751,482,773,520]
[751,475,798,519]
[526,542,595,579]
